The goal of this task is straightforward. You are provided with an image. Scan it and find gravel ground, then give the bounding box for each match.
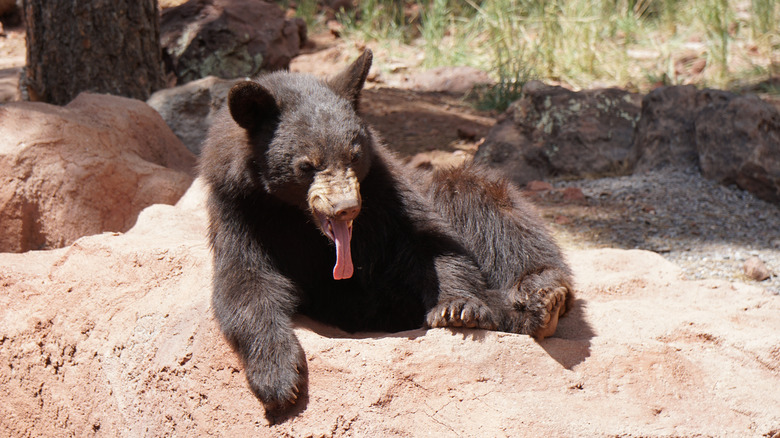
[535,166,780,295]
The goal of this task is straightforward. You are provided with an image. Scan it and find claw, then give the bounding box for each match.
[429,298,497,330]
[554,287,568,316]
[460,307,475,327]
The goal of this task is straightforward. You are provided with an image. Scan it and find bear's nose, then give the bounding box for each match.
[334,202,360,221]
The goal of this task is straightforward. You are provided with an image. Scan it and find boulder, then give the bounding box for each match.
[147,75,238,155]
[695,94,780,203]
[160,0,307,85]
[628,85,733,172]
[474,82,641,187]
[0,93,195,253]
[629,86,780,202]
[0,183,778,436]
[482,82,780,202]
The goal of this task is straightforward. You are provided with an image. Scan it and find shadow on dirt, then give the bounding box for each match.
[361,88,495,157]
[538,298,594,369]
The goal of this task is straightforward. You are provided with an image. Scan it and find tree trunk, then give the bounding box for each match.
[23,0,164,105]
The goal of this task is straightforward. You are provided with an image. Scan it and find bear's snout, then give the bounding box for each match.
[307,168,362,221]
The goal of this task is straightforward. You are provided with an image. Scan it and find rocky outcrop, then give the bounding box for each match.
[479,83,780,202]
[474,81,642,187]
[0,93,195,253]
[629,86,733,171]
[160,0,307,85]
[629,85,701,171]
[695,93,780,203]
[147,75,238,155]
[630,86,780,202]
[0,181,778,436]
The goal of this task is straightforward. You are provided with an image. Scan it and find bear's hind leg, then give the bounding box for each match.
[504,270,573,338]
[426,163,574,338]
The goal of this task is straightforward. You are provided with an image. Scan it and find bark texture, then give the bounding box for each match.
[23,0,164,105]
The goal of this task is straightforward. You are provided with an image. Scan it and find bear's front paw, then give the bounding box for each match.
[245,342,307,419]
[426,297,498,330]
[509,286,568,339]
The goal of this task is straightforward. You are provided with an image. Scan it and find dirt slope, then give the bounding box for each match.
[1,180,778,437]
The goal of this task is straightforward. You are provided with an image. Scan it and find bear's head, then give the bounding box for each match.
[226,50,375,280]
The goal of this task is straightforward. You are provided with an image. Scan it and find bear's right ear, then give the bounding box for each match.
[228,81,280,131]
[328,49,373,110]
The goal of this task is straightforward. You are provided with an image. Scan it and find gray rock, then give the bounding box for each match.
[147,76,238,155]
[160,0,306,85]
[474,82,641,187]
[484,82,780,203]
[630,85,780,203]
[629,85,733,172]
[695,94,780,203]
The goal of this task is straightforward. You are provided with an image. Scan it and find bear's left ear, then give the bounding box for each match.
[228,80,280,132]
[328,49,373,110]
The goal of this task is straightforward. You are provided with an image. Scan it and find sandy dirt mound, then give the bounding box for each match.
[1,180,778,437]
[0,93,195,253]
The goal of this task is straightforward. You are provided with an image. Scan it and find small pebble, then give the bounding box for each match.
[743,256,771,282]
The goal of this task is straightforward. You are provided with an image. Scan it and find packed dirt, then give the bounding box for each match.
[2,26,780,437]
[2,181,779,437]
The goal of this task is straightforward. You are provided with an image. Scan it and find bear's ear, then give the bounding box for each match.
[328,49,373,110]
[228,81,280,131]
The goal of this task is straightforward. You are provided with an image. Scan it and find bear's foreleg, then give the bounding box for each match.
[209,217,306,415]
[212,265,307,413]
[424,253,500,330]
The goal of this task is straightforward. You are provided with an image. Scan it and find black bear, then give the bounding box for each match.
[199,50,573,416]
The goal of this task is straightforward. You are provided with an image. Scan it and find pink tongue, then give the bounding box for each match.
[331,220,353,280]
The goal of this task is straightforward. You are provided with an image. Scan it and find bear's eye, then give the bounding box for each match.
[296,160,316,174]
[350,145,362,163]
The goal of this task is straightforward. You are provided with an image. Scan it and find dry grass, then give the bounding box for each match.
[296,0,778,109]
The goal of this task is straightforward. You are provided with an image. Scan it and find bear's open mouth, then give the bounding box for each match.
[317,215,354,280]
[308,168,361,281]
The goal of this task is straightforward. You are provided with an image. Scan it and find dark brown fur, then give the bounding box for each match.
[424,164,574,334]
[199,50,573,419]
